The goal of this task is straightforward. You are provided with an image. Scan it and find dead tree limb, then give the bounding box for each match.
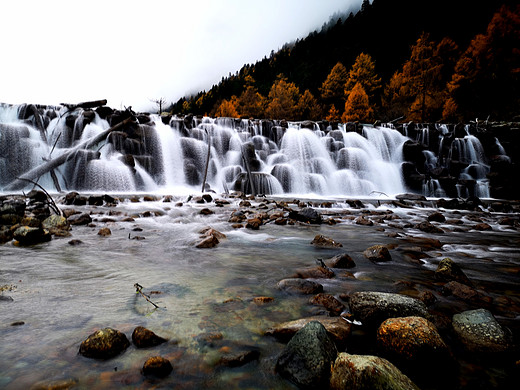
[4,117,135,191]
[134,283,160,308]
[60,99,108,110]
[19,178,63,216]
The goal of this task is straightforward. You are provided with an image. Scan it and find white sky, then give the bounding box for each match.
[0,0,361,112]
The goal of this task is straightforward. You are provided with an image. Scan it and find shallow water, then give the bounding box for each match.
[1,195,519,389]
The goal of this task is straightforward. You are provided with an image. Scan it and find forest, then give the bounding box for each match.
[168,0,519,123]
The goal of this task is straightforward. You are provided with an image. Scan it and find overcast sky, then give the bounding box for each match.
[1,0,362,112]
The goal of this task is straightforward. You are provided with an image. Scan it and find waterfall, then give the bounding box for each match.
[0,104,417,197]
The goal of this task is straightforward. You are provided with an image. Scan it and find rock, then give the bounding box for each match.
[132,326,168,348]
[29,378,78,390]
[13,226,51,245]
[311,234,342,248]
[68,212,92,225]
[414,220,444,233]
[68,239,83,246]
[330,353,420,390]
[199,208,214,215]
[79,327,130,359]
[97,227,111,236]
[377,316,450,366]
[217,344,260,367]
[252,296,274,304]
[291,266,335,279]
[199,227,226,240]
[142,356,173,377]
[401,235,443,249]
[396,193,427,201]
[452,308,510,354]
[355,216,373,226]
[265,316,352,347]
[363,245,391,262]
[441,281,479,300]
[245,217,262,230]
[473,222,492,231]
[435,257,472,285]
[326,253,356,269]
[348,291,430,328]
[42,215,71,233]
[309,293,346,316]
[428,211,446,222]
[289,207,322,224]
[276,321,337,388]
[277,278,323,295]
[195,235,219,248]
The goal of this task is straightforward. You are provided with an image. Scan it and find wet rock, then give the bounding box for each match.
[363,244,391,262]
[330,353,420,390]
[311,234,342,248]
[132,326,168,348]
[97,227,111,236]
[217,344,260,367]
[309,293,346,316]
[326,253,356,269]
[348,291,430,328]
[142,356,173,377]
[68,212,92,225]
[435,257,472,286]
[199,207,214,215]
[289,207,322,224]
[396,193,427,201]
[79,327,130,359]
[401,235,443,249]
[265,316,352,346]
[29,378,79,390]
[441,281,479,301]
[277,278,323,295]
[0,198,26,217]
[252,296,274,304]
[428,211,446,223]
[199,227,226,240]
[13,226,51,245]
[0,213,22,225]
[377,316,450,366]
[246,217,262,230]
[473,222,492,231]
[42,215,70,233]
[291,266,335,279]
[452,308,510,354]
[414,220,444,233]
[276,321,337,388]
[195,235,219,248]
[68,239,83,246]
[88,195,104,206]
[355,215,373,226]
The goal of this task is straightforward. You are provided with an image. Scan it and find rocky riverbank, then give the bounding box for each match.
[1,190,519,389]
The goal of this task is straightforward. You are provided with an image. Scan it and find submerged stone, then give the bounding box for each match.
[277,278,323,295]
[79,327,130,359]
[142,356,173,377]
[132,326,168,348]
[311,234,342,248]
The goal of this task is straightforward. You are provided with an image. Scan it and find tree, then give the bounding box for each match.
[237,76,266,118]
[150,97,169,114]
[265,74,301,120]
[320,62,348,110]
[297,89,322,120]
[342,82,373,123]
[344,53,381,105]
[444,4,520,121]
[325,104,341,122]
[214,97,239,118]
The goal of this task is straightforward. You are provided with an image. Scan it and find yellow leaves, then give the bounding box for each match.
[342,83,373,123]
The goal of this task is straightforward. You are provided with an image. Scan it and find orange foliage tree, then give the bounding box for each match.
[344,53,381,106]
[265,75,301,120]
[320,62,348,118]
[237,75,266,119]
[214,97,239,118]
[297,89,322,120]
[444,4,520,121]
[342,82,373,123]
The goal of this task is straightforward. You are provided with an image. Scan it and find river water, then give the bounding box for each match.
[1,195,519,389]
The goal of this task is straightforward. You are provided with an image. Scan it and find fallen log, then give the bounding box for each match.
[4,117,135,192]
[60,99,108,110]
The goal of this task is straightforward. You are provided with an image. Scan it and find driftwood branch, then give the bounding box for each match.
[60,99,108,110]
[19,178,63,216]
[4,117,135,191]
[134,283,160,308]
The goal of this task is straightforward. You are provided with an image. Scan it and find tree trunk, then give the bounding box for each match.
[4,117,135,192]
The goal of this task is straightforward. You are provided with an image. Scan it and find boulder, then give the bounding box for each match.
[330,353,420,390]
[376,316,450,366]
[435,258,472,286]
[289,207,322,224]
[195,235,219,248]
[441,281,479,301]
[348,291,430,328]
[68,212,92,225]
[97,227,111,237]
[276,321,337,388]
[13,226,51,245]
[42,215,70,233]
[452,308,510,354]
[291,266,335,279]
[277,278,323,295]
[363,245,391,262]
[309,293,346,316]
[311,234,342,248]
[142,356,173,377]
[326,253,356,269]
[427,211,446,223]
[414,220,444,234]
[79,327,130,359]
[355,216,373,226]
[132,326,168,348]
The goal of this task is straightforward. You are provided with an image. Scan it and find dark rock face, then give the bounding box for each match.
[276,321,337,388]
[326,253,356,269]
[330,353,420,390]
[67,212,92,225]
[132,326,167,348]
[309,293,346,316]
[142,356,173,377]
[349,292,429,328]
[289,207,322,224]
[13,226,51,245]
[79,327,130,359]
[452,309,510,354]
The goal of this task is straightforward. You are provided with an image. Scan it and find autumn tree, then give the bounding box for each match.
[237,75,266,118]
[342,82,374,123]
[297,89,322,120]
[265,74,301,120]
[326,105,341,122]
[214,97,239,118]
[344,53,381,106]
[444,5,520,121]
[320,62,348,115]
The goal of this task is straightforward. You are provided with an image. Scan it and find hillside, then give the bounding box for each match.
[170,0,519,122]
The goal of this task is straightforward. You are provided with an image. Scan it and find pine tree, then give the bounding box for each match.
[342,82,373,123]
[214,97,239,118]
[265,75,301,120]
[297,90,322,120]
[344,53,381,104]
[237,76,266,119]
[320,62,348,111]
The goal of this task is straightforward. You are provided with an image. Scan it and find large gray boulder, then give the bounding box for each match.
[330,353,420,390]
[348,291,429,328]
[276,321,337,388]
